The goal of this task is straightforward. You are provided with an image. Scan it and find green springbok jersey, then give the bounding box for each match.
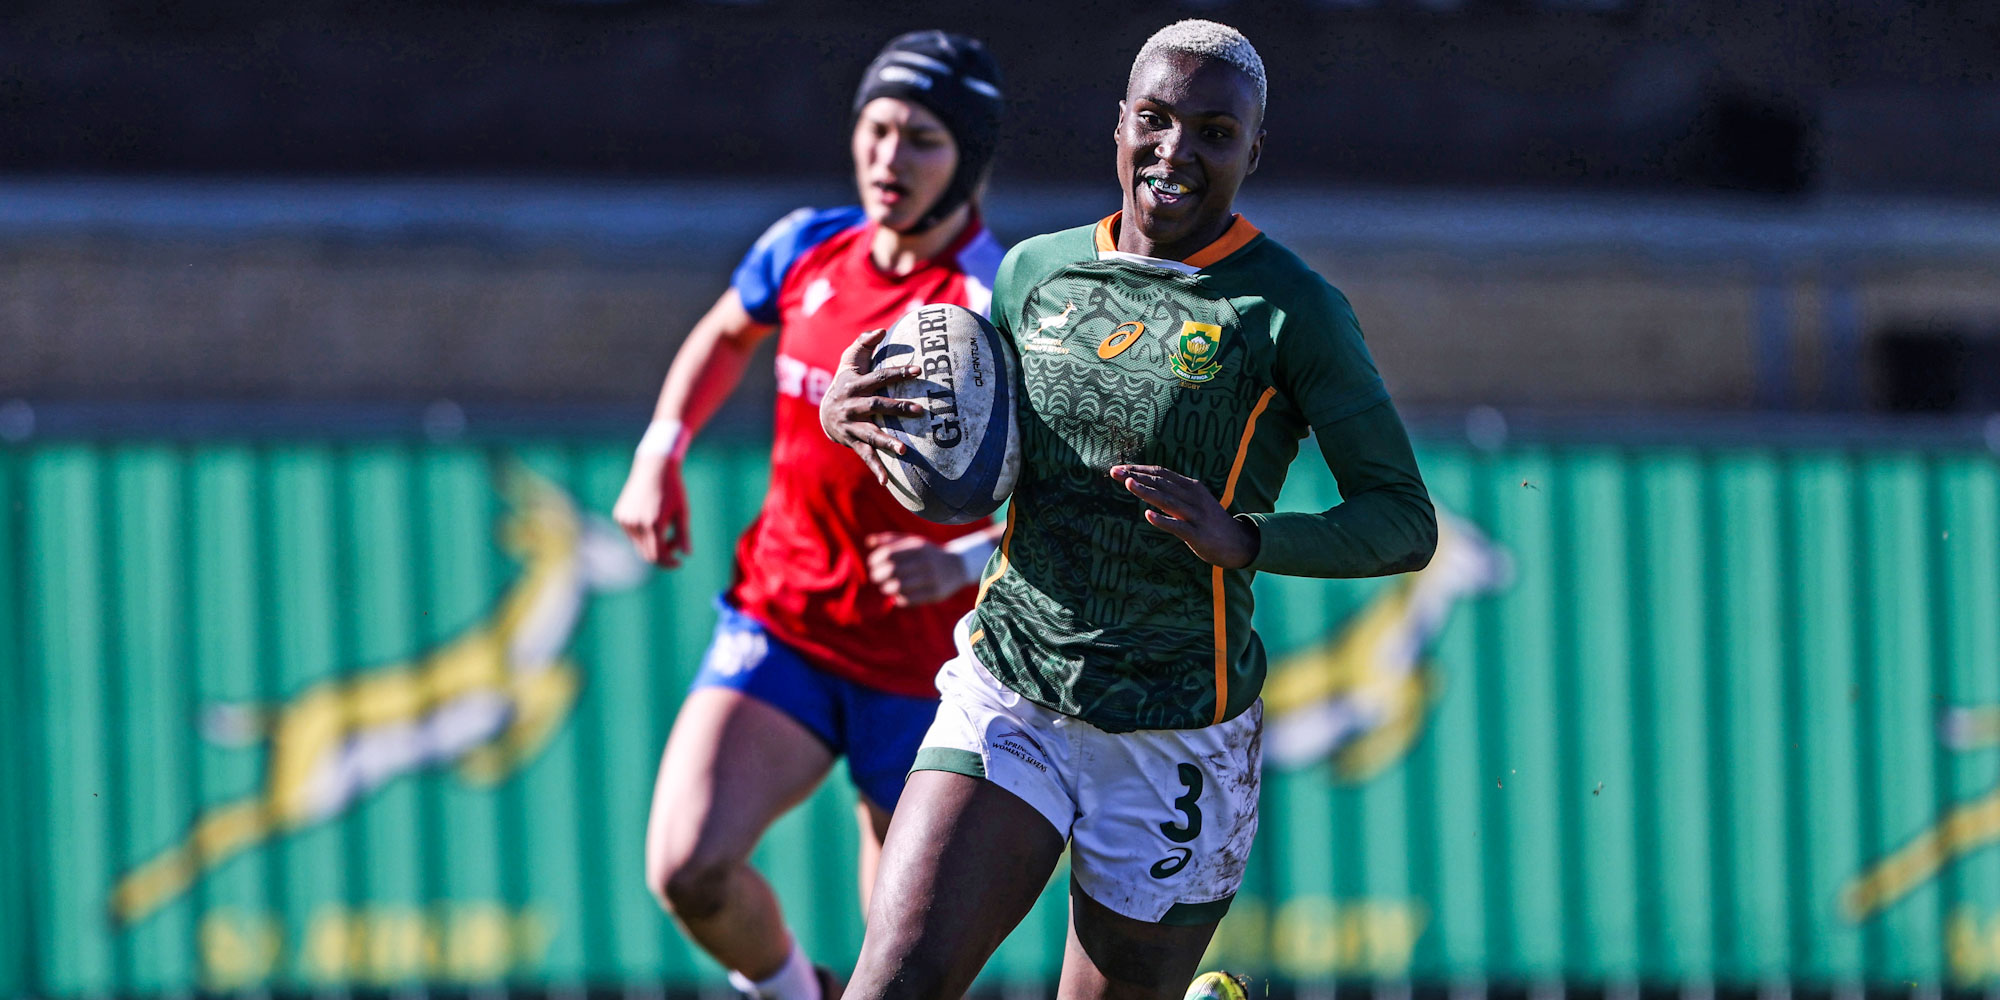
[969,213,1434,733]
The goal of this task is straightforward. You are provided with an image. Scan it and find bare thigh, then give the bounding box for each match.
[644,687,835,897]
[1058,883,1221,1000]
[843,770,1067,1000]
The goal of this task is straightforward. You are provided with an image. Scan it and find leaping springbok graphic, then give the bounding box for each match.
[1843,704,2000,920]
[1262,511,1512,781]
[1030,301,1078,338]
[108,466,645,925]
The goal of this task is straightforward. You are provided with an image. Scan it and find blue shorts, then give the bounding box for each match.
[690,598,942,810]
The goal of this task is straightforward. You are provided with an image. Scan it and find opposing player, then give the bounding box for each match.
[822,20,1437,1000]
[613,31,1006,1000]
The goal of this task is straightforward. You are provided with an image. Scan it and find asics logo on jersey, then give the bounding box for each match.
[1097,320,1146,360]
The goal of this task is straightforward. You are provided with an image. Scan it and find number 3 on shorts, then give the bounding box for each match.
[1149,762,1204,878]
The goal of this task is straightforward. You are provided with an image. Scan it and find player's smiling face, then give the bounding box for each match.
[852,97,959,232]
[1114,51,1263,260]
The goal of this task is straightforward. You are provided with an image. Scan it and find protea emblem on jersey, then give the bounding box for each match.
[1169,321,1224,383]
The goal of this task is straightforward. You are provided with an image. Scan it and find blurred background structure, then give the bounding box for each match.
[7,0,2000,415]
[5,2,2000,1000]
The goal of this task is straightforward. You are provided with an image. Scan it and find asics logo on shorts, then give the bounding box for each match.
[1149,847,1192,879]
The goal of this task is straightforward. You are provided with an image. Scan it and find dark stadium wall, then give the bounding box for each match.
[1,0,1996,194]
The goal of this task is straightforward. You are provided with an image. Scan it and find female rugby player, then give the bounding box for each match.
[613,31,1005,1000]
[821,20,1437,1000]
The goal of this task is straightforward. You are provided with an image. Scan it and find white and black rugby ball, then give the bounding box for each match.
[870,303,1020,524]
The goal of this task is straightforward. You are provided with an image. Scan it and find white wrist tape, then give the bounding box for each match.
[635,419,690,462]
[944,532,998,584]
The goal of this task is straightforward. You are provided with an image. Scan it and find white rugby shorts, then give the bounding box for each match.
[910,618,1262,926]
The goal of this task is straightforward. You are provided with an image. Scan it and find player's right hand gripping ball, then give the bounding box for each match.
[871,303,1020,524]
[1184,971,1250,1000]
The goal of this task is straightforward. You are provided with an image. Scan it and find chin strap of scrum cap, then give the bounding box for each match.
[852,30,1004,236]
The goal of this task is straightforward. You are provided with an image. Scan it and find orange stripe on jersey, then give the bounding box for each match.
[1184,217,1262,269]
[1211,386,1278,724]
[1093,213,1261,270]
[1209,565,1229,724]
[975,504,1018,606]
[1219,388,1276,509]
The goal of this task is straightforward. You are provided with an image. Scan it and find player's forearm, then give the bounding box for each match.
[1241,401,1438,578]
[944,523,1006,583]
[653,332,758,436]
[644,292,772,452]
[1242,486,1435,578]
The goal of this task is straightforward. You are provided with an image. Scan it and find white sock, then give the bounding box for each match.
[727,943,820,1000]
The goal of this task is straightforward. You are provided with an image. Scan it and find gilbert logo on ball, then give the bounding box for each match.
[871,303,1020,524]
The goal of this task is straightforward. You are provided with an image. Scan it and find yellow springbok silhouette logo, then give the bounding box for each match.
[1842,704,2000,920]
[108,467,644,925]
[1262,512,1511,781]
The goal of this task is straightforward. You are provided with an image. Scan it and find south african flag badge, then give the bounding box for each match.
[1170,321,1224,383]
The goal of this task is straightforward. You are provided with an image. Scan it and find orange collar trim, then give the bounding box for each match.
[1093,213,1118,252]
[1092,212,1262,269]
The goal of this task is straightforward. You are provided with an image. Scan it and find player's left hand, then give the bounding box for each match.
[1111,464,1260,569]
[822,328,926,484]
[866,532,975,607]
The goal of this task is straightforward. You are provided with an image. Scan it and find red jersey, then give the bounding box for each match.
[725,205,1005,698]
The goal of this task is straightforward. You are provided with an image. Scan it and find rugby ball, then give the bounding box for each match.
[1184,972,1250,1000]
[870,303,1020,524]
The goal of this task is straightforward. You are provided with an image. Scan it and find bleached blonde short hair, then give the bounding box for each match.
[1127,19,1267,121]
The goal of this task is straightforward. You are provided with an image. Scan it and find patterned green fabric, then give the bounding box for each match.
[971,219,1428,733]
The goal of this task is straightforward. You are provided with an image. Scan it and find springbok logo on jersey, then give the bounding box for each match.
[106,467,645,926]
[1170,321,1224,383]
[1030,301,1077,337]
[1023,301,1078,355]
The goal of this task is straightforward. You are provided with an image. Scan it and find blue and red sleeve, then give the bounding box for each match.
[730,206,868,325]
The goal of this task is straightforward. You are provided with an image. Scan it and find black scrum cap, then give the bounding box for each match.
[853,31,1004,234]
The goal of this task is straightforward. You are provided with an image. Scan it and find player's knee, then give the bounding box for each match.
[647,851,734,921]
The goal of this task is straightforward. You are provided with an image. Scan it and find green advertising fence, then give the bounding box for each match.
[5,430,2000,997]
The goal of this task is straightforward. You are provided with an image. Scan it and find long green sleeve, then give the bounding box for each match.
[1240,399,1437,578]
